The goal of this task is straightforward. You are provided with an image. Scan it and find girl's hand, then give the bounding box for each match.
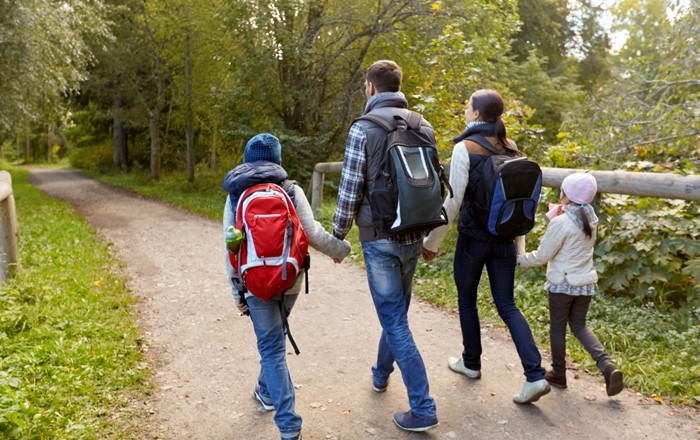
[546,203,564,221]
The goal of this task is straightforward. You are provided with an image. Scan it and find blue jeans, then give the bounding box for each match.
[247,294,302,439]
[362,239,437,418]
[453,234,545,382]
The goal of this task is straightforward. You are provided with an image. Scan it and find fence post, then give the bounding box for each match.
[311,166,324,214]
[311,162,344,214]
[0,170,20,280]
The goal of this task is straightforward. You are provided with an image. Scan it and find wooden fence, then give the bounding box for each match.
[0,170,20,280]
[310,161,700,213]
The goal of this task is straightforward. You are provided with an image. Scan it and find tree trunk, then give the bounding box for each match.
[113,117,128,170]
[47,124,52,163]
[150,111,161,180]
[24,128,30,163]
[185,32,195,182]
[210,126,218,173]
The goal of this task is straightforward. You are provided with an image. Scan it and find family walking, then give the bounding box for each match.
[222,59,622,440]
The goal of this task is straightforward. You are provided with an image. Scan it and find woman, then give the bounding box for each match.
[422,89,550,404]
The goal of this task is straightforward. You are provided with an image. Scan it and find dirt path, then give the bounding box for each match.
[28,168,698,440]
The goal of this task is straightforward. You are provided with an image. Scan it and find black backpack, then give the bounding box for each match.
[357,110,452,235]
[467,134,542,238]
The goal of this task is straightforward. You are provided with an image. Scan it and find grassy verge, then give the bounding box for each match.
[83,167,698,407]
[0,165,150,439]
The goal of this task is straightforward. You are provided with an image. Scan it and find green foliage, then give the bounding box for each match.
[70,140,114,171]
[0,165,150,438]
[0,0,111,133]
[595,195,700,309]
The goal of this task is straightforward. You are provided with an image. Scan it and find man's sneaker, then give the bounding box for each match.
[372,375,388,393]
[253,385,274,411]
[282,434,301,440]
[513,378,551,404]
[544,370,567,389]
[603,365,624,397]
[393,410,439,432]
[447,356,481,379]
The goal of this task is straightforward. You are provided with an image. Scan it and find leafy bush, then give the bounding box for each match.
[596,195,700,310]
[69,139,113,171]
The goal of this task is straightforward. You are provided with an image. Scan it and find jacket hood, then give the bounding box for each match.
[365,92,408,114]
[221,161,288,198]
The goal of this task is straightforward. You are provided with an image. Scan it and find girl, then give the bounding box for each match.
[517,172,623,396]
[423,89,550,404]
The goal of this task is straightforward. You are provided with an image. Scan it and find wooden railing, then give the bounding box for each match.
[310,161,700,213]
[0,171,20,280]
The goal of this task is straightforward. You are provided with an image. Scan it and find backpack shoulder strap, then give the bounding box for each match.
[405,110,423,130]
[355,113,395,132]
[466,134,501,156]
[280,179,298,207]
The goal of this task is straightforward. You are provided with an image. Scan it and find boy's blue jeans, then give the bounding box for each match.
[453,235,545,382]
[247,294,302,439]
[362,238,437,418]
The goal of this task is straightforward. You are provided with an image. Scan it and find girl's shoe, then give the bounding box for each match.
[544,370,567,389]
[603,365,624,396]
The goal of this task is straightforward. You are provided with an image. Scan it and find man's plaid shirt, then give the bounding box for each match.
[332,120,424,246]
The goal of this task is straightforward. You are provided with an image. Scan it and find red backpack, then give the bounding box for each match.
[229,181,310,302]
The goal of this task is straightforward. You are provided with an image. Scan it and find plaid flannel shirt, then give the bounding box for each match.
[333,120,424,246]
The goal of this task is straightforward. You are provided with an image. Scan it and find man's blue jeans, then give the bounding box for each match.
[362,239,437,418]
[453,234,545,382]
[247,294,302,439]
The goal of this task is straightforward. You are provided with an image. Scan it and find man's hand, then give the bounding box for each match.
[421,247,437,261]
[235,297,249,316]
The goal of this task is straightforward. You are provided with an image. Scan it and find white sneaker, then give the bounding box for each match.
[447,357,481,379]
[513,379,551,404]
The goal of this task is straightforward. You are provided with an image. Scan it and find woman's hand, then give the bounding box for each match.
[421,247,438,261]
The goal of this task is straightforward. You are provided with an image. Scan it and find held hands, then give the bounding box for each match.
[333,239,352,264]
[421,247,438,261]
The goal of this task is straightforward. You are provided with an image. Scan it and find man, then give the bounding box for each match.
[332,60,439,432]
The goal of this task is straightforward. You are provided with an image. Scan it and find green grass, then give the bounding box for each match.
[0,165,150,439]
[79,167,699,407]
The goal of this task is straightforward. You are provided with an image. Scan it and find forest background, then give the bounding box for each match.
[0,0,698,435]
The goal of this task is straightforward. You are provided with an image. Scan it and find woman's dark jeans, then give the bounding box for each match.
[453,234,545,382]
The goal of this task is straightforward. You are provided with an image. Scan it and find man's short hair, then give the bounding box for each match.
[366,60,402,93]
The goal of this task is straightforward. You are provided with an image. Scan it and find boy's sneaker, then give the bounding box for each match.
[372,376,388,393]
[544,370,567,389]
[513,378,551,404]
[282,434,301,440]
[447,356,481,379]
[253,385,274,411]
[393,410,439,432]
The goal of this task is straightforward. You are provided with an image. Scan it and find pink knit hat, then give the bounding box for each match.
[561,173,597,204]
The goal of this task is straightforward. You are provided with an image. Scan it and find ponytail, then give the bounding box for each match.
[494,115,507,147]
[575,206,593,238]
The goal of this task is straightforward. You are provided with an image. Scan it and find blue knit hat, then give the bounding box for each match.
[243,133,282,165]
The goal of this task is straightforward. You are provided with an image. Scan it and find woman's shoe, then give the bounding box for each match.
[544,370,567,389]
[447,357,481,379]
[603,365,624,396]
[513,379,551,404]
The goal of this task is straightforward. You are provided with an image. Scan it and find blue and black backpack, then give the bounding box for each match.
[466,134,542,238]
